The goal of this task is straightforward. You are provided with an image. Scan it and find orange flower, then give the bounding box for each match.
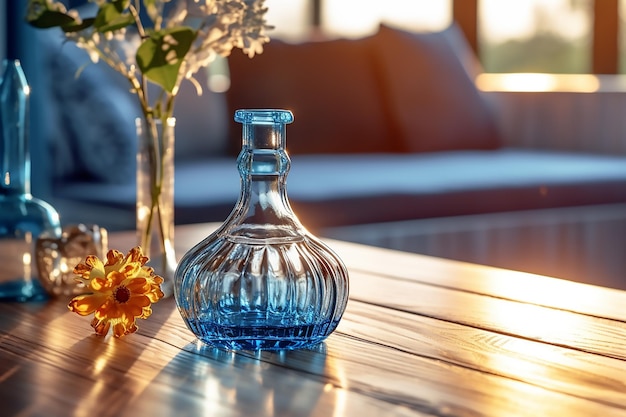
[68,246,164,338]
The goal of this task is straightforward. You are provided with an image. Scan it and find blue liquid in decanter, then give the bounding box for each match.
[174,109,349,350]
[0,60,61,301]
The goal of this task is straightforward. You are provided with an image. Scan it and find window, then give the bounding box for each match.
[478,0,593,73]
[264,0,311,42]
[322,0,451,38]
[264,0,614,74]
[264,0,452,41]
[619,0,626,72]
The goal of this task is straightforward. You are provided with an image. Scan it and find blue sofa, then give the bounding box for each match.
[26,20,626,288]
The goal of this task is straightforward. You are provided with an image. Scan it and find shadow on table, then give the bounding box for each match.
[128,341,345,417]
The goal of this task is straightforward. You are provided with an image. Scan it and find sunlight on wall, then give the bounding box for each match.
[265,0,589,42]
[479,0,592,73]
[479,0,591,41]
[323,0,451,37]
[618,0,626,73]
[476,73,601,92]
[480,0,591,42]
[264,0,589,42]
[261,0,595,73]
[264,0,310,41]
[264,0,451,40]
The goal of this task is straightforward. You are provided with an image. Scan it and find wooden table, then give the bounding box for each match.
[1,223,626,417]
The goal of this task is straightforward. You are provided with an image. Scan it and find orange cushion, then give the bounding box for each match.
[371,24,501,152]
[226,37,401,155]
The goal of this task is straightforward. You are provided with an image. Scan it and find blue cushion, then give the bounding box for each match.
[39,27,229,185]
[371,24,501,153]
[40,29,140,184]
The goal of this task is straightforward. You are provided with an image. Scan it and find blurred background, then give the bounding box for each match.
[260,0,617,74]
[3,1,626,291]
[0,0,612,74]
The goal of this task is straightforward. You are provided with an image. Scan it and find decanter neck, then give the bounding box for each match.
[235,110,294,181]
[242,120,286,151]
[1,60,30,197]
[229,109,302,238]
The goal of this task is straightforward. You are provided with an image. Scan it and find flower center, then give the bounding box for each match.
[113,286,131,304]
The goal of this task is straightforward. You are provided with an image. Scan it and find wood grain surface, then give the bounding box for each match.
[0,223,624,417]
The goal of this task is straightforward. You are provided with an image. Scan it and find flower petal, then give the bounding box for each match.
[91,317,111,337]
[108,271,128,287]
[130,294,151,308]
[121,301,146,318]
[113,320,137,338]
[103,249,126,274]
[127,246,149,266]
[68,293,109,316]
[145,287,164,303]
[125,277,148,293]
[94,299,118,320]
[73,254,105,283]
[90,276,111,292]
[139,305,153,319]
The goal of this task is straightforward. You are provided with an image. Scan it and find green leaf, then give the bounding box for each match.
[136,27,195,93]
[112,0,131,13]
[26,10,76,29]
[61,17,96,33]
[93,2,134,33]
[143,0,160,24]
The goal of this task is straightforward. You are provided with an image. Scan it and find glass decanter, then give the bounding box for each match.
[0,59,62,301]
[174,109,349,350]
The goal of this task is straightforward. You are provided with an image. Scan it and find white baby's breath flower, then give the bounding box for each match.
[29,0,270,110]
[72,34,101,64]
[113,30,141,67]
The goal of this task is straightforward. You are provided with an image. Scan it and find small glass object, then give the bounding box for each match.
[0,59,62,302]
[174,109,349,350]
[35,224,108,297]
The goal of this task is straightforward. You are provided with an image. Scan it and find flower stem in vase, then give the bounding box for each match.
[136,116,176,296]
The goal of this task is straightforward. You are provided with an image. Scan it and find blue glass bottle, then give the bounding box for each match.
[174,109,349,350]
[0,60,61,301]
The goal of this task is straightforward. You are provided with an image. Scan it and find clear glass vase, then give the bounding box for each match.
[136,116,176,296]
[174,109,350,350]
[0,59,62,301]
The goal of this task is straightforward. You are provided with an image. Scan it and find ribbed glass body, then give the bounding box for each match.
[0,60,61,301]
[174,109,349,350]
